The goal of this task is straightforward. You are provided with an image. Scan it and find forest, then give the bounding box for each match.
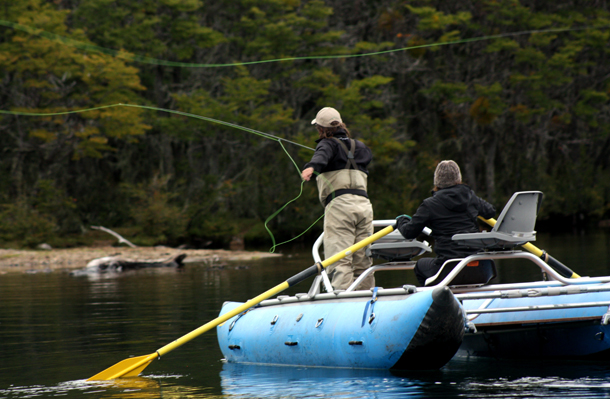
[1,0,609,249]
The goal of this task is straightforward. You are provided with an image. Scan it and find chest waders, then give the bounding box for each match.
[316,137,369,207]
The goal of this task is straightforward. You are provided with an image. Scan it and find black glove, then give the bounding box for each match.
[395,214,411,229]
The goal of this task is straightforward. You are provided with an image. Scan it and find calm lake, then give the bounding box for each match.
[1,230,610,398]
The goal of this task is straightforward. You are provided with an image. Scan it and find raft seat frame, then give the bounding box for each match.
[302,191,610,333]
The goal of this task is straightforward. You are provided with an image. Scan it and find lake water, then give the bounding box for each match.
[1,230,610,398]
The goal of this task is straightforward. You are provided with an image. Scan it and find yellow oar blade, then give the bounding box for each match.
[87,353,156,381]
[87,224,396,381]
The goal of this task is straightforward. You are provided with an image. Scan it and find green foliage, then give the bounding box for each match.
[485,38,520,53]
[188,212,239,243]
[72,0,226,59]
[1,0,610,249]
[469,83,506,125]
[0,0,150,180]
[0,200,57,247]
[406,6,471,31]
[422,81,470,104]
[574,90,609,128]
[121,175,188,245]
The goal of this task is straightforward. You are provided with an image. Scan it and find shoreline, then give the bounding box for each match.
[0,246,282,274]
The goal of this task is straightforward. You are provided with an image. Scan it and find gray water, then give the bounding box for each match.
[1,230,610,398]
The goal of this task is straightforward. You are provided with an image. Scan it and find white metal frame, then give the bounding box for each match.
[307,217,610,294]
[309,220,430,294]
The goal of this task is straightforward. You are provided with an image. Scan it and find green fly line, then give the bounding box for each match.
[0,103,336,253]
[1,19,608,68]
[5,19,605,251]
[263,143,328,253]
[0,103,313,151]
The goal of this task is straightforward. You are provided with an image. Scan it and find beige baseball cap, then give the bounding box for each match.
[311,107,342,127]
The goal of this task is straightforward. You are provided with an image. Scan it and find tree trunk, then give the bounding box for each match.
[485,133,497,202]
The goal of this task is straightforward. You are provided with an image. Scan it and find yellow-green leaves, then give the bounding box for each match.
[469,83,506,125]
[2,1,149,160]
[407,6,471,32]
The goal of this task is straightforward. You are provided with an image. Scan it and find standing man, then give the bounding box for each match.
[302,107,375,290]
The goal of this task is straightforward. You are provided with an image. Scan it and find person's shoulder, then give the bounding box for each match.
[461,185,489,201]
[315,138,335,147]
[354,138,371,150]
[421,194,436,207]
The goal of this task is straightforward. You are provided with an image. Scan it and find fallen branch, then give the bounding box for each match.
[91,226,137,248]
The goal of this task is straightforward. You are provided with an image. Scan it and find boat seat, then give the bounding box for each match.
[366,230,432,261]
[424,259,497,286]
[451,191,543,250]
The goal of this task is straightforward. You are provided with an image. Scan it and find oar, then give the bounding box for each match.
[87,224,396,381]
[478,217,580,279]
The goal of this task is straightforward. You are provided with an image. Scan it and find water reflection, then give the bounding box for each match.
[219,362,449,398]
[444,357,610,398]
[3,359,610,398]
[2,231,610,398]
[0,376,220,399]
[217,357,610,399]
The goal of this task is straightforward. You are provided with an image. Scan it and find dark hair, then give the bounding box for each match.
[315,122,351,139]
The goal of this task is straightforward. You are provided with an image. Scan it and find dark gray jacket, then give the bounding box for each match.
[303,130,372,175]
[397,184,495,263]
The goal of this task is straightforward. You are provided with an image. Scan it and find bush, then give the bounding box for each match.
[0,201,58,248]
[122,174,188,245]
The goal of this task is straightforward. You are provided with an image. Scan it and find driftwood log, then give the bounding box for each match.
[90,226,137,248]
[70,253,186,275]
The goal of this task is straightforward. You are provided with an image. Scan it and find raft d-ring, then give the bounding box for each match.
[527,289,542,297]
[368,313,376,324]
[229,309,251,332]
[271,315,279,325]
[315,318,324,328]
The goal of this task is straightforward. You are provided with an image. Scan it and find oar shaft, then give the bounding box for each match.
[89,223,396,380]
[158,223,395,357]
[323,224,395,267]
[478,217,579,279]
[157,282,289,356]
[539,251,579,279]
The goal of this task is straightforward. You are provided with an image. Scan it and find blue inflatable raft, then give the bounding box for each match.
[219,190,610,368]
[217,285,464,370]
[360,191,610,361]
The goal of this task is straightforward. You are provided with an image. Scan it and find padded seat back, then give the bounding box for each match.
[452,191,543,250]
[494,190,543,236]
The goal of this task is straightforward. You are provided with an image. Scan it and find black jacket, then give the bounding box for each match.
[397,184,496,263]
[303,130,372,175]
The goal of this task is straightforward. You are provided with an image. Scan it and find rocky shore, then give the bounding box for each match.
[0,246,281,273]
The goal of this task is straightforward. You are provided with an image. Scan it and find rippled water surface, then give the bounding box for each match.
[1,230,610,398]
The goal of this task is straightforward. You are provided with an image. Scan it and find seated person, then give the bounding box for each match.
[396,160,496,286]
